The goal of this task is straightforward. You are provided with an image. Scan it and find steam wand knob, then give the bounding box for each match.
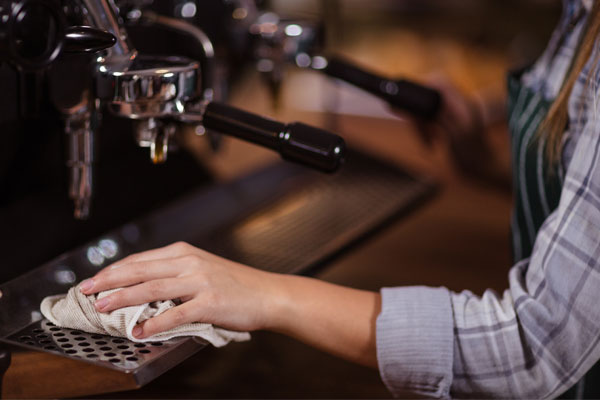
[63,26,117,54]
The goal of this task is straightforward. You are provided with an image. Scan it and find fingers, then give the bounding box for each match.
[132,301,199,339]
[81,256,194,295]
[93,277,193,313]
[101,242,195,273]
[412,119,438,147]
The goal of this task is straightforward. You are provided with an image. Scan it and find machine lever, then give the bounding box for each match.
[64,26,116,53]
[202,102,345,173]
[322,56,442,120]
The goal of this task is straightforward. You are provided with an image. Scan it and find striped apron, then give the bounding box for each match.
[507,70,600,399]
[507,70,562,263]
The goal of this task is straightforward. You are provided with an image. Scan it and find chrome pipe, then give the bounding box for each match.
[80,0,136,59]
[65,107,95,220]
[134,10,215,101]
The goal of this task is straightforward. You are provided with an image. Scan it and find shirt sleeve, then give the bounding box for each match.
[377,106,600,398]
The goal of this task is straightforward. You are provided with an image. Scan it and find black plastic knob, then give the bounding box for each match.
[203,102,345,173]
[64,26,117,54]
[3,3,116,69]
[9,0,65,70]
[278,122,345,173]
[324,56,442,120]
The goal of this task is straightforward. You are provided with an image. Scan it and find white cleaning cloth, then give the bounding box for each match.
[40,284,250,347]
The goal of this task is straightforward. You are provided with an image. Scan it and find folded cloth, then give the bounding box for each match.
[40,284,250,347]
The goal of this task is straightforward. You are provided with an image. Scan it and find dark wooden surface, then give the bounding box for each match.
[2,349,138,399]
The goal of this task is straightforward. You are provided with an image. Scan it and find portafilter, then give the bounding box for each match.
[95,53,345,172]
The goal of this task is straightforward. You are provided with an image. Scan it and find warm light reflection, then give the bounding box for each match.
[285,24,303,37]
[233,195,310,237]
[98,239,118,259]
[295,53,312,68]
[30,311,42,323]
[257,59,274,72]
[87,246,105,266]
[54,268,76,285]
[232,7,248,20]
[311,56,328,70]
[181,2,197,18]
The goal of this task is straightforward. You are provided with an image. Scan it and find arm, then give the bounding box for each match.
[377,110,600,398]
[80,244,381,368]
[416,77,511,191]
[80,103,600,398]
[80,117,600,398]
[269,275,381,368]
[79,122,600,398]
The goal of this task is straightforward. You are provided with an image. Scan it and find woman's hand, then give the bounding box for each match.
[79,242,282,338]
[413,77,484,149]
[79,241,381,367]
[413,76,511,191]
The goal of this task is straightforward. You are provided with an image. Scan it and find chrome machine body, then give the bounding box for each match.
[69,0,345,217]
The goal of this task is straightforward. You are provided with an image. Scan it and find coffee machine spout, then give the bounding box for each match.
[64,105,95,220]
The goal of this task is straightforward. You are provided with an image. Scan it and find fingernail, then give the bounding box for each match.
[80,279,94,292]
[110,264,121,270]
[132,326,143,338]
[95,297,109,311]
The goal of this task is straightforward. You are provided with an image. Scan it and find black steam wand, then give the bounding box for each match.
[202,101,346,173]
[245,15,441,120]
[320,55,442,120]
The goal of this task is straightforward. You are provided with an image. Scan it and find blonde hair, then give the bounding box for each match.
[540,2,600,165]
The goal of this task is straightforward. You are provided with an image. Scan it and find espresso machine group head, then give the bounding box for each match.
[88,0,345,170]
[85,0,345,209]
[242,6,442,120]
[3,0,346,220]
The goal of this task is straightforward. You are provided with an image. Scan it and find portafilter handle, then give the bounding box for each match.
[96,54,345,172]
[200,102,345,173]
[321,56,442,120]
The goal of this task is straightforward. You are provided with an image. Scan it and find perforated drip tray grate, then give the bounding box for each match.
[0,149,436,396]
[7,319,185,371]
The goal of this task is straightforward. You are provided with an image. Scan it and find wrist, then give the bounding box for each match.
[259,273,382,367]
[258,272,296,332]
[263,273,302,333]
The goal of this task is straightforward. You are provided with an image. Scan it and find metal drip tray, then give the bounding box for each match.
[0,149,436,398]
[7,319,201,371]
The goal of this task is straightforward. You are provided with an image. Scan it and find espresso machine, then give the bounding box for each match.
[0,0,345,282]
[0,1,438,397]
[117,0,442,118]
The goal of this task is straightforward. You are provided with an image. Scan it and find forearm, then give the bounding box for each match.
[82,243,382,367]
[265,273,381,368]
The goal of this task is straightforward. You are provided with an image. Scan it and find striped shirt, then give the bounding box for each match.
[376,0,600,397]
